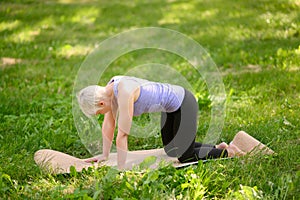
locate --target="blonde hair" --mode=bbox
[76,85,108,117]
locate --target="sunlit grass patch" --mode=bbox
[56,44,92,58]
[0,20,21,32]
[1,57,23,68]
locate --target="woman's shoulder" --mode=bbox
[107,75,125,84]
[108,75,150,85]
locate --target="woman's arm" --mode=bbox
[102,111,116,159]
[116,81,137,169]
[84,111,115,163]
[116,128,128,169]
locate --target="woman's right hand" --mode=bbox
[83,155,108,163]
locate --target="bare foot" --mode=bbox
[215,142,228,149]
[226,143,246,157]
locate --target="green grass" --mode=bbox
[1,0,300,199]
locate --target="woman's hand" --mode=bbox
[83,155,108,163]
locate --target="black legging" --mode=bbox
[161,89,228,163]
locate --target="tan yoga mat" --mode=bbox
[231,131,274,155]
[34,131,274,174]
[34,148,183,174]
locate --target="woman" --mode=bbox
[77,76,244,169]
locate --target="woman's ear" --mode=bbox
[98,101,105,106]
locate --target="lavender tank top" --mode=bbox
[108,76,185,116]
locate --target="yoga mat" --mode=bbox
[231,131,274,155]
[34,148,183,174]
[34,131,274,174]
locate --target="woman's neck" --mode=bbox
[105,83,114,100]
